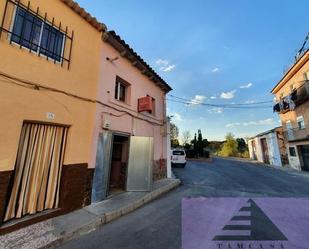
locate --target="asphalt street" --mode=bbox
[59,157,309,249]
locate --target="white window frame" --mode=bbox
[115,81,127,102]
[9,6,65,64]
[297,116,305,130]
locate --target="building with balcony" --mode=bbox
[271,50,309,171]
[248,127,288,167]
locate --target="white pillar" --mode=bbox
[166,117,172,178]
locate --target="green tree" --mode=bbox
[191,129,209,157]
[191,133,198,154]
[236,138,247,153]
[219,133,238,157]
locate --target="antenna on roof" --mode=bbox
[295,32,309,61]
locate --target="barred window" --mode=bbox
[11,7,65,62]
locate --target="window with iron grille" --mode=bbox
[0,0,73,69]
[11,7,65,62]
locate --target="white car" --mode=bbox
[171,149,187,167]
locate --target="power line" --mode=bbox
[0,71,164,126]
[166,99,272,109]
[167,94,273,109]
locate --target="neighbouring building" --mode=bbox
[0,0,172,235]
[90,31,172,202]
[0,0,105,233]
[248,127,288,167]
[272,50,309,171]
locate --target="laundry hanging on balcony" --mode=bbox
[273,94,296,113]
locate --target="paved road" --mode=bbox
[59,157,309,249]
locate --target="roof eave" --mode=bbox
[103,31,172,93]
[60,0,107,32]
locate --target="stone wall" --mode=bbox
[153,159,167,181]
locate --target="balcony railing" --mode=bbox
[285,125,309,142]
[273,81,309,113]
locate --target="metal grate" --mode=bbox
[0,0,74,69]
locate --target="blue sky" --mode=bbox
[76,0,308,141]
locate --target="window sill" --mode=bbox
[9,41,63,65]
[141,111,157,118]
[113,99,131,107]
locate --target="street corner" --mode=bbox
[181,197,309,249]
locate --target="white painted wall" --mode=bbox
[248,131,282,167]
[166,118,172,178]
[267,133,282,167]
[287,144,302,170]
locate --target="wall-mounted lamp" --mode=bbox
[106,56,119,62]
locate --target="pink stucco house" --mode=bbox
[91,31,172,201]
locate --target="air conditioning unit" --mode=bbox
[138,96,153,112]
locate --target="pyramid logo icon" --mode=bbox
[213,199,288,241]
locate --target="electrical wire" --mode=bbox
[167,95,273,109]
[0,71,165,126]
[166,98,272,109]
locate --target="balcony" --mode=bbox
[285,126,309,142]
[273,81,309,113]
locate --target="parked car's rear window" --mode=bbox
[173,151,185,155]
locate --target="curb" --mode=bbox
[43,179,181,249]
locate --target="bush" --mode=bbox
[203,150,210,158]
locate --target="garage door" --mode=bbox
[127,136,153,191]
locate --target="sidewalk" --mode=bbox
[0,178,181,249]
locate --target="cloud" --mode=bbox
[212,67,220,73]
[225,118,275,128]
[226,122,241,128]
[208,107,223,114]
[155,59,169,67]
[163,65,176,72]
[155,59,176,72]
[243,118,275,126]
[240,83,253,89]
[170,112,183,122]
[189,95,207,105]
[220,90,236,99]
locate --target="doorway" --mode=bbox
[4,122,67,222]
[108,135,129,196]
[300,145,309,171]
[251,140,257,160]
[260,138,270,164]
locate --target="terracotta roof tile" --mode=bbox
[60,0,106,32]
[105,31,172,93]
